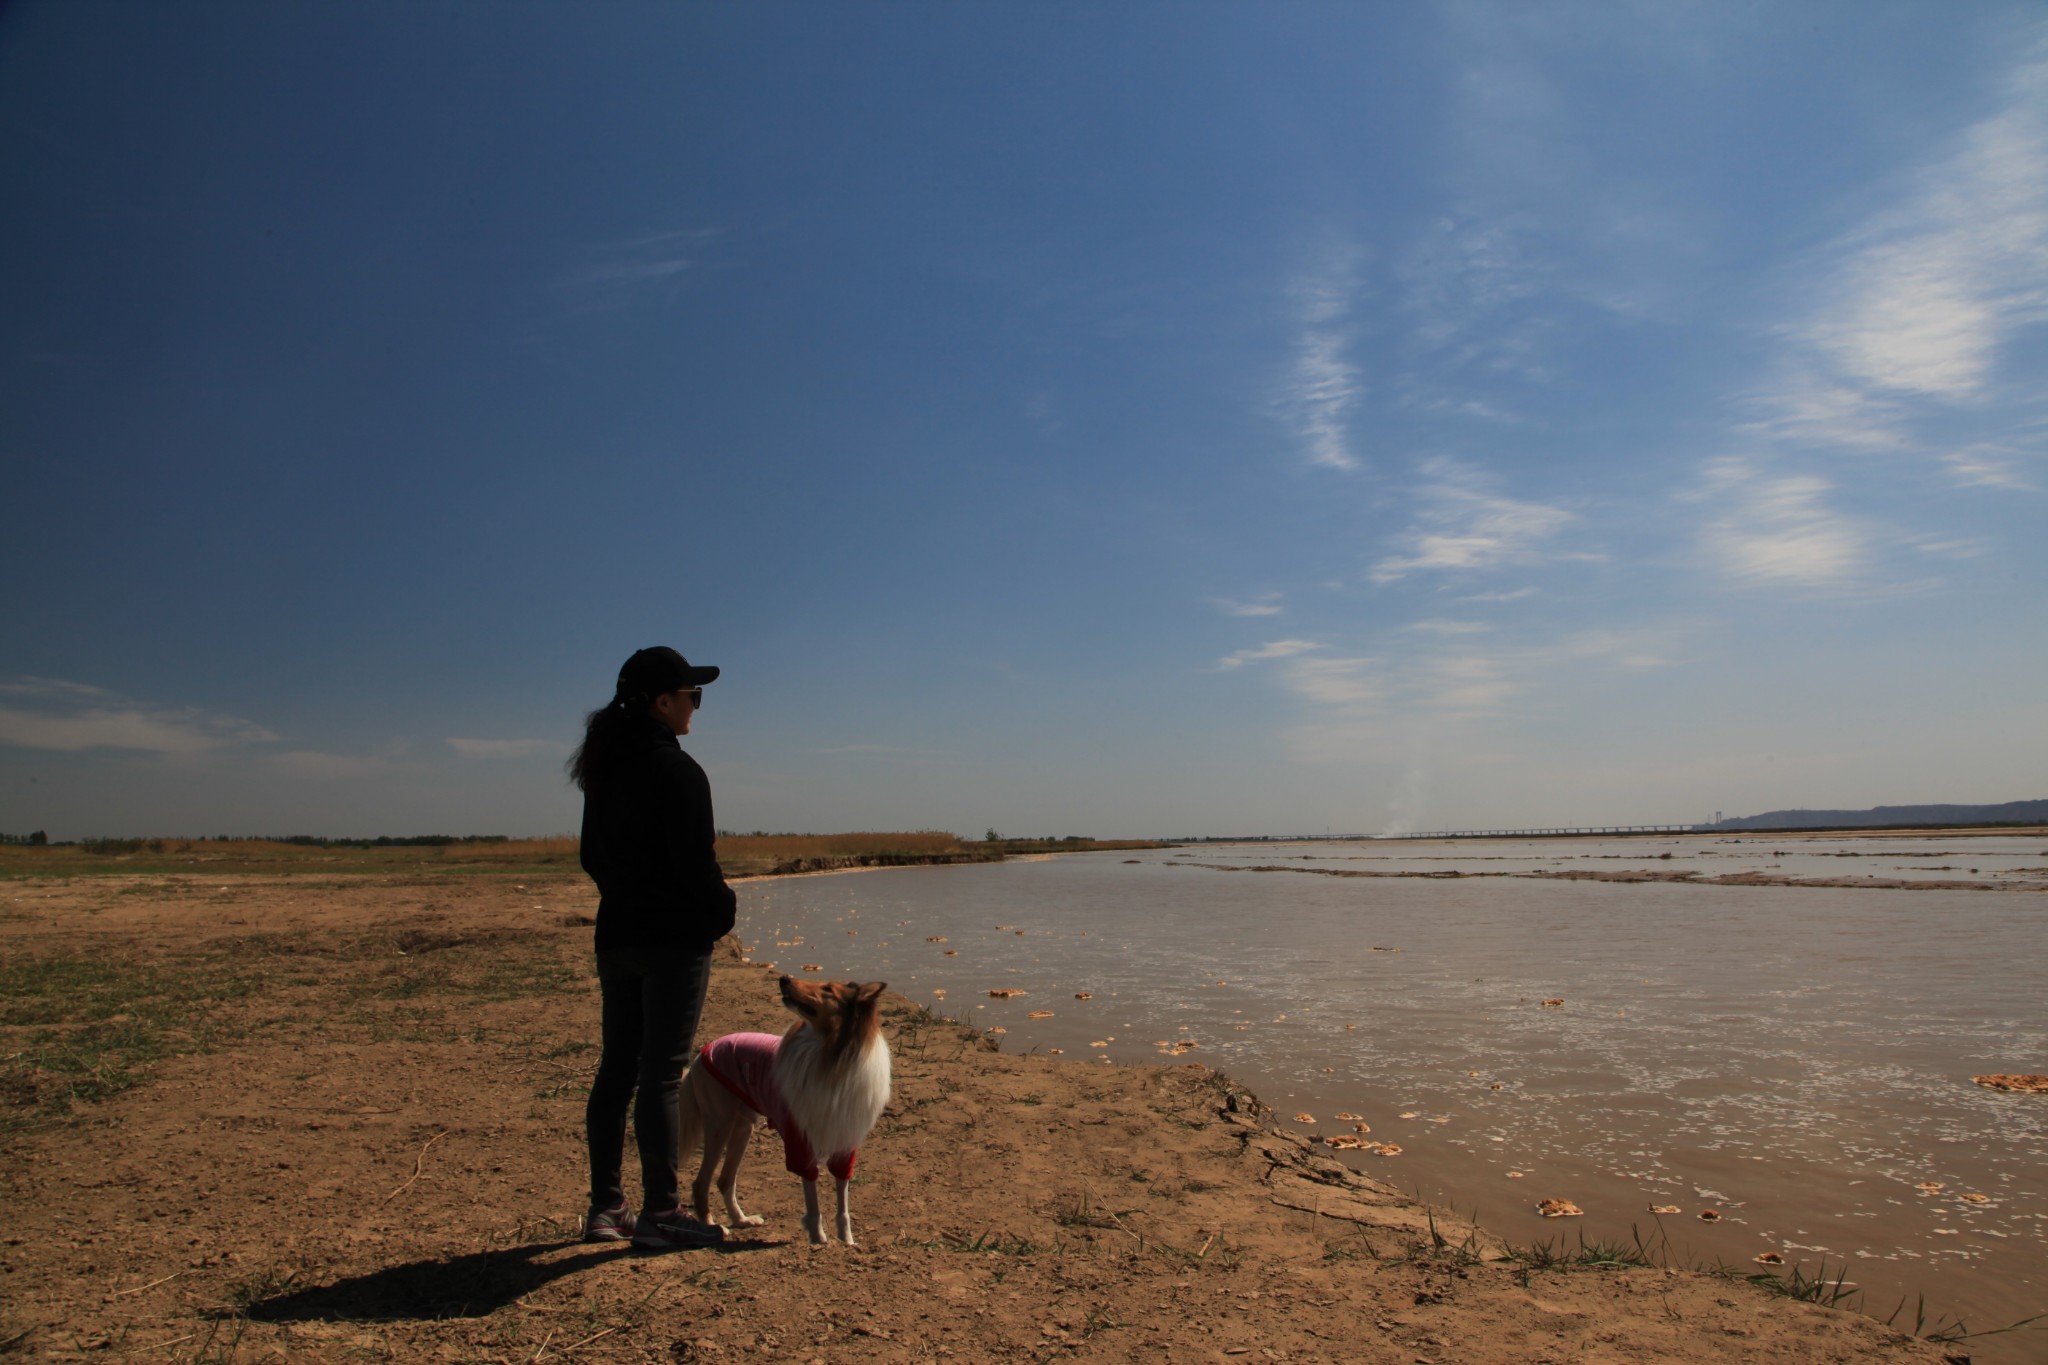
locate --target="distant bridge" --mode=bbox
[1375,824,1702,840]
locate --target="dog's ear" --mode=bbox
[857,981,886,1003]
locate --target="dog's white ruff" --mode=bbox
[772,1027,890,1169]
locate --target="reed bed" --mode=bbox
[715,830,966,862]
[0,832,970,880]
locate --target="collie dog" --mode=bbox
[680,975,891,1245]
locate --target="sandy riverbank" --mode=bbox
[0,870,1951,1362]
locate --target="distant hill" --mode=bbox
[1710,799,2048,831]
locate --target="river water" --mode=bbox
[733,835,2048,1358]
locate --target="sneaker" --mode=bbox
[583,1202,635,1243]
[631,1207,725,1250]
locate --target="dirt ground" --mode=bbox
[0,868,1956,1364]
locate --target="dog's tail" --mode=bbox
[676,1057,705,1159]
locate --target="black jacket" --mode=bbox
[578,713,737,951]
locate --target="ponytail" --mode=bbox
[567,692,645,792]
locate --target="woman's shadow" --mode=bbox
[241,1240,767,1322]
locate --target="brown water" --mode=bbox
[736,835,2048,1359]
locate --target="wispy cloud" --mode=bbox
[446,738,562,759]
[1906,534,1989,560]
[1398,214,1547,360]
[1691,458,1871,589]
[1215,639,1320,671]
[1281,656,1381,708]
[1210,594,1284,617]
[1369,459,1578,584]
[1267,625,1683,764]
[1751,46,2048,472]
[1743,373,1906,452]
[0,678,278,755]
[1942,443,2040,490]
[560,229,720,306]
[1422,654,1519,711]
[1406,618,1491,635]
[1272,243,1367,471]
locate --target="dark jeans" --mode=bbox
[585,945,713,1212]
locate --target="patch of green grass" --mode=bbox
[1750,1255,1859,1308]
[943,1229,1041,1256]
[0,950,266,1133]
[172,1314,249,1365]
[1910,1305,2048,1350]
[1052,1192,1121,1229]
[1515,1224,1663,1271]
[465,950,579,1001]
[224,1266,304,1312]
[337,930,578,1008]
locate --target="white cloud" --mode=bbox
[1211,594,1284,617]
[446,738,562,759]
[1942,444,2040,490]
[1742,372,1907,452]
[1422,654,1520,712]
[1370,459,1578,583]
[1907,535,1989,559]
[1407,618,1491,635]
[1269,626,1687,753]
[1215,639,1320,671]
[1272,244,1367,471]
[561,229,720,306]
[0,678,278,755]
[1753,47,2048,460]
[0,677,111,703]
[1282,656,1382,708]
[1693,458,1870,589]
[1458,586,1538,603]
[1398,214,1546,356]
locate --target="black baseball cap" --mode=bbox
[616,646,720,698]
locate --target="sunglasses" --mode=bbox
[678,687,703,708]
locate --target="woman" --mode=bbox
[569,646,737,1250]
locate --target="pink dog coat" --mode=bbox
[696,1032,857,1181]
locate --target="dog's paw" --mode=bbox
[731,1214,765,1228]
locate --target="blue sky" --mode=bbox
[3,2,2043,840]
